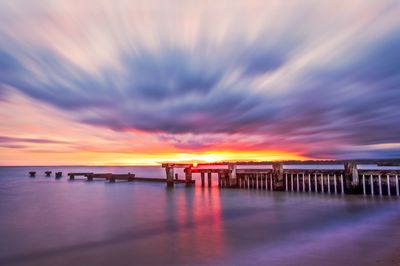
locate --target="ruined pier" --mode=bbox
[162,162,400,197]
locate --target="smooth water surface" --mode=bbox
[0,166,399,266]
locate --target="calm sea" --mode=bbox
[0,166,399,266]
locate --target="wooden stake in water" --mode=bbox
[303,174,306,192]
[387,175,391,197]
[308,174,311,192]
[291,174,294,192]
[315,174,318,192]
[285,173,288,192]
[378,175,382,196]
[362,175,366,196]
[327,174,331,194]
[396,175,399,197]
[321,174,324,193]
[334,174,337,194]
[296,174,299,192]
[370,175,374,196]
[270,174,273,191]
[340,174,344,195]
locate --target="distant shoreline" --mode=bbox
[1,159,400,167]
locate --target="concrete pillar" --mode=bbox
[272,163,284,190]
[344,161,359,192]
[165,165,174,188]
[228,164,238,187]
[201,172,205,187]
[184,167,193,186]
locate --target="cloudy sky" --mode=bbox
[0,0,399,165]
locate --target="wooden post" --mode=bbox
[208,172,212,187]
[285,173,288,191]
[270,173,273,191]
[387,175,391,197]
[201,172,205,187]
[396,175,399,197]
[370,175,374,196]
[302,173,306,192]
[334,174,337,194]
[362,175,366,195]
[315,174,318,192]
[218,173,221,188]
[327,174,331,194]
[45,171,52,177]
[340,174,344,194]
[308,174,311,192]
[321,174,324,193]
[291,174,294,192]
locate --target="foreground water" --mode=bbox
[0,166,399,266]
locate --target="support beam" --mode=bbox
[378,175,382,196]
[208,172,212,187]
[201,172,205,187]
[387,175,391,197]
[396,175,399,197]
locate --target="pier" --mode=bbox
[162,161,400,197]
[28,161,399,197]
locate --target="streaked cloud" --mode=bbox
[0,0,400,164]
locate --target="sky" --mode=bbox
[0,0,400,165]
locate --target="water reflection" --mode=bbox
[0,166,399,265]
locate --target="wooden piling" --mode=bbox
[29,171,36,177]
